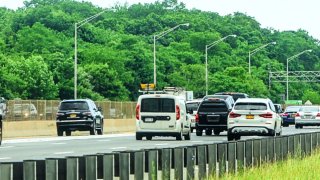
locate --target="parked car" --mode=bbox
[295,106,320,129]
[214,92,249,102]
[195,97,233,136]
[227,98,282,141]
[135,94,191,141]
[281,106,301,127]
[12,103,38,119]
[186,99,202,132]
[56,99,104,136]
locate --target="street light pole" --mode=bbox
[74,9,108,99]
[248,41,276,74]
[286,49,312,101]
[153,23,189,86]
[205,34,237,95]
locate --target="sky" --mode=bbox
[1,0,319,40]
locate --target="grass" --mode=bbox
[216,148,320,180]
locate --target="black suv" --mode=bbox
[214,92,249,102]
[56,99,104,136]
[195,98,232,136]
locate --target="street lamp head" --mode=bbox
[230,34,237,37]
[271,41,277,45]
[306,49,312,52]
[182,23,189,27]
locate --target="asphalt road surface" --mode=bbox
[1,126,320,162]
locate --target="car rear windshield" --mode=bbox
[186,102,199,111]
[234,103,267,110]
[59,101,89,110]
[300,106,319,112]
[285,106,301,112]
[141,98,175,113]
[198,102,228,112]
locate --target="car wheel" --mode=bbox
[176,131,183,141]
[146,136,152,140]
[97,120,104,135]
[300,125,303,129]
[205,129,212,136]
[190,128,194,133]
[227,133,234,141]
[213,129,221,136]
[66,130,71,136]
[136,133,142,140]
[90,122,96,135]
[235,135,241,141]
[57,128,63,136]
[196,129,202,136]
[184,131,191,140]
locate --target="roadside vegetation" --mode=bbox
[218,149,320,180]
[0,0,319,101]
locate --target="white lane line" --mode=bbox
[54,151,74,155]
[52,143,66,145]
[191,141,203,143]
[110,147,127,150]
[0,146,14,149]
[0,157,12,160]
[97,139,110,142]
[154,143,169,146]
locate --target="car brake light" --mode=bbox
[295,113,300,117]
[281,113,288,117]
[135,104,140,120]
[259,112,273,118]
[195,113,199,122]
[229,112,241,118]
[176,105,180,120]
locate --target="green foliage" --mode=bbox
[0,0,319,101]
[302,90,320,104]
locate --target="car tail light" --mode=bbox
[176,105,180,120]
[229,112,241,118]
[281,113,288,117]
[317,113,320,117]
[135,104,140,120]
[295,113,300,117]
[195,113,199,122]
[259,112,273,118]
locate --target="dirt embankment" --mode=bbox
[2,119,135,139]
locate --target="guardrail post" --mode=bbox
[227,142,236,174]
[293,134,301,157]
[161,148,171,180]
[245,140,253,168]
[119,152,130,180]
[78,156,85,180]
[97,154,104,180]
[174,147,183,180]
[288,135,294,157]
[85,155,97,180]
[217,143,227,177]
[57,158,66,180]
[311,133,317,151]
[66,157,78,180]
[103,153,114,180]
[197,145,206,179]
[23,160,36,180]
[207,144,217,177]
[282,136,289,160]
[305,133,312,156]
[275,137,282,161]
[301,134,306,157]
[261,139,267,164]
[134,151,144,180]
[36,160,45,180]
[45,158,58,180]
[236,140,245,172]
[148,149,158,180]
[253,139,261,167]
[186,146,196,180]
[267,138,275,162]
[317,132,320,148]
[0,163,13,180]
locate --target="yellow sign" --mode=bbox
[140,83,155,90]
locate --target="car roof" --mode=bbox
[215,92,248,95]
[205,95,232,99]
[139,94,181,99]
[235,98,270,103]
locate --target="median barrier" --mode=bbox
[2,132,320,179]
[2,119,135,139]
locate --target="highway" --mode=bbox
[1,126,320,162]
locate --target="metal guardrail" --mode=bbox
[0,132,319,179]
[4,100,136,121]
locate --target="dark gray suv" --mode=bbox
[56,99,104,136]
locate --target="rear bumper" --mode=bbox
[56,120,94,131]
[196,123,227,130]
[136,131,180,137]
[295,119,320,126]
[282,117,295,124]
[228,126,275,136]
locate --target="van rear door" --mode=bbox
[139,97,176,130]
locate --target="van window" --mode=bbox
[234,103,267,110]
[198,102,228,112]
[141,98,175,113]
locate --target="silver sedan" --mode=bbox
[295,106,320,129]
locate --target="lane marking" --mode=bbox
[110,147,127,150]
[97,139,110,142]
[191,141,203,143]
[0,146,14,149]
[0,157,12,160]
[54,151,74,155]
[154,143,169,146]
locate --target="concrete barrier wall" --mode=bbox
[2,119,136,139]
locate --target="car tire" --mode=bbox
[57,128,63,136]
[283,123,289,127]
[196,129,202,136]
[227,133,234,141]
[191,128,194,133]
[146,136,152,140]
[184,131,191,140]
[205,129,212,136]
[176,131,183,141]
[97,120,104,135]
[66,130,71,136]
[136,133,142,140]
[90,122,96,135]
[213,129,221,136]
[235,135,241,141]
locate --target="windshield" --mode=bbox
[59,101,89,110]
[300,106,319,112]
[198,102,228,112]
[285,106,301,112]
[234,103,267,110]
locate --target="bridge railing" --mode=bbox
[0,132,319,179]
[4,100,136,121]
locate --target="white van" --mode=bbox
[135,94,191,140]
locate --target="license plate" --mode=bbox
[70,114,76,118]
[145,118,153,122]
[246,115,254,119]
